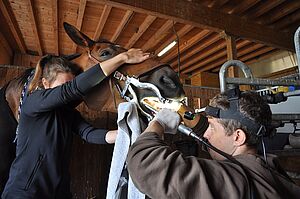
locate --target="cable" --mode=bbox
[178,126,255,199]
[172,21,181,77]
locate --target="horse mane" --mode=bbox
[17,68,35,86]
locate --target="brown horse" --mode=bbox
[63,22,185,114]
[0,22,186,194]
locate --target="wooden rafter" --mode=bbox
[208,0,230,9]
[102,0,294,51]
[0,0,26,53]
[246,0,285,19]
[93,5,112,41]
[72,0,87,52]
[52,0,59,55]
[111,10,133,42]
[210,47,276,73]
[27,0,43,55]
[125,15,156,49]
[0,30,13,57]
[141,19,174,51]
[155,24,193,55]
[183,40,254,74]
[228,0,260,15]
[161,29,211,63]
[205,43,266,73]
[258,1,300,26]
[240,46,274,61]
[171,33,221,69]
[245,49,278,66]
[173,37,226,72]
[273,11,300,30]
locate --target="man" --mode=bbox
[127,89,300,199]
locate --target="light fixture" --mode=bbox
[157,40,177,57]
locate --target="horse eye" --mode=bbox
[99,50,112,58]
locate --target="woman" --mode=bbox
[2,49,150,199]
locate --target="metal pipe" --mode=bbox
[219,60,253,93]
[294,26,300,76]
[283,89,300,97]
[272,114,300,121]
[225,77,300,86]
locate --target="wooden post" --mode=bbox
[223,32,238,78]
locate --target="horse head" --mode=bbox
[63,22,186,117]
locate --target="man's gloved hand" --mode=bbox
[151,108,181,134]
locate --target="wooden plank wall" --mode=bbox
[13,53,41,67]
[183,84,220,109]
[0,32,12,65]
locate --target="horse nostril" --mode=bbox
[161,76,176,89]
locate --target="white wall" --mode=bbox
[248,50,297,77]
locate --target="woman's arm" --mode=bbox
[24,49,149,114]
[100,48,150,76]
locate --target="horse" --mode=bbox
[0,22,187,195]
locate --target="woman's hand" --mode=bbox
[99,48,150,76]
[105,130,118,144]
[123,48,150,64]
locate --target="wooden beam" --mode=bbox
[245,49,278,66]
[173,36,226,72]
[246,0,285,19]
[111,10,133,42]
[0,0,26,53]
[93,5,112,41]
[208,0,229,9]
[125,15,156,49]
[52,0,59,55]
[72,0,87,52]
[272,11,300,30]
[205,43,266,73]
[224,33,237,60]
[239,46,275,61]
[142,19,174,51]
[224,32,238,77]
[211,47,277,73]
[228,0,260,15]
[0,30,13,57]
[171,33,221,67]
[101,0,294,51]
[190,57,226,77]
[155,24,193,55]
[161,29,211,63]
[27,0,43,55]
[183,40,253,73]
[258,1,300,26]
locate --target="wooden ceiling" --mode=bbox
[0,0,299,77]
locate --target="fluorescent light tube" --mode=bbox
[157,40,177,57]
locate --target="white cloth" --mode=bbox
[106,102,145,199]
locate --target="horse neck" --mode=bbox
[71,52,118,111]
[6,79,23,121]
[72,52,95,71]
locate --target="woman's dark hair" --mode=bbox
[28,55,82,93]
[209,91,273,146]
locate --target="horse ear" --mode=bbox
[63,22,94,48]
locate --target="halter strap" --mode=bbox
[14,69,35,143]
